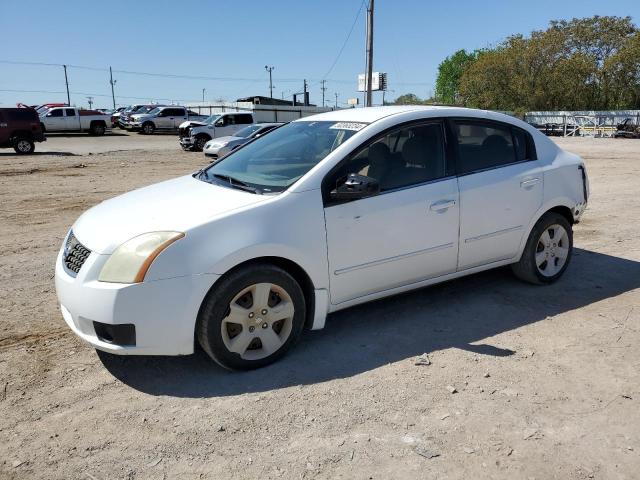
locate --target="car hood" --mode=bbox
[179,120,207,129]
[131,113,152,121]
[209,135,242,146]
[72,174,267,254]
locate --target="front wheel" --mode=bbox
[141,122,155,135]
[197,264,306,370]
[194,135,209,151]
[512,212,573,285]
[13,138,35,154]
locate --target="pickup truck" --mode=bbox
[40,107,110,135]
[178,111,255,151]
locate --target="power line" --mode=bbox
[320,0,366,81]
[0,59,430,86]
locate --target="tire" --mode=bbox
[511,212,573,285]
[141,122,155,135]
[13,138,35,154]
[90,123,106,136]
[194,135,209,152]
[197,263,306,370]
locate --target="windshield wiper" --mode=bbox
[212,173,261,194]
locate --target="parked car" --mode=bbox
[128,106,206,135]
[614,118,640,139]
[55,106,589,370]
[203,122,284,160]
[0,107,46,154]
[179,111,255,151]
[40,107,110,135]
[109,107,127,127]
[118,104,161,129]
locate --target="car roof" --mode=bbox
[295,105,508,124]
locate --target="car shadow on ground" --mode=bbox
[44,132,129,137]
[98,248,640,398]
[0,151,77,157]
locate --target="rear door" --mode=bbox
[65,109,79,130]
[453,119,543,270]
[229,113,253,135]
[0,111,7,144]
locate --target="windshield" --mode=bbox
[145,107,161,116]
[205,114,221,125]
[234,125,262,138]
[199,120,365,194]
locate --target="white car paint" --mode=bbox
[55,106,588,356]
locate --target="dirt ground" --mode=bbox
[1,131,639,480]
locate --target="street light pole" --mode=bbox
[265,66,274,99]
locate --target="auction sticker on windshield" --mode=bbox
[329,122,367,131]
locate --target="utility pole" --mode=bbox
[63,65,71,106]
[86,96,94,110]
[109,66,117,109]
[334,92,339,108]
[202,88,206,102]
[364,0,375,107]
[265,66,274,98]
[321,79,327,107]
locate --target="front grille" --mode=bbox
[64,232,91,276]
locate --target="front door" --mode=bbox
[452,120,543,270]
[45,108,66,131]
[323,121,460,305]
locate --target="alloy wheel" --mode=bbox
[16,140,32,153]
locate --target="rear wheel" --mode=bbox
[197,264,306,370]
[512,212,573,284]
[13,138,34,154]
[90,123,106,136]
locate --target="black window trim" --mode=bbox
[322,118,455,207]
[447,117,538,178]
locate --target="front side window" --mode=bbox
[199,121,362,193]
[48,109,63,117]
[330,122,448,193]
[454,121,521,174]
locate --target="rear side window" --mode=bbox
[65,109,76,116]
[6,109,36,121]
[236,114,253,125]
[454,121,517,174]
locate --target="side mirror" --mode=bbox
[330,173,379,201]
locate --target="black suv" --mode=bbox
[0,108,46,154]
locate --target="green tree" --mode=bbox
[435,49,478,104]
[456,16,640,111]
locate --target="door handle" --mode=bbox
[520,177,540,188]
[429,199,456,212]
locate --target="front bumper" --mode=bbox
[179,137,196,149]
[54,242,219,355]
[126,122,141,131]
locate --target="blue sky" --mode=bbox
[1,0,638,108]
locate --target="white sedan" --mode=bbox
[55,106,589,370]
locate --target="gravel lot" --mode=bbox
[1,131,639,479]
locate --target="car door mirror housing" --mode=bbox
[330,173,380,201]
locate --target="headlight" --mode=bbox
[98,231,184,283]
